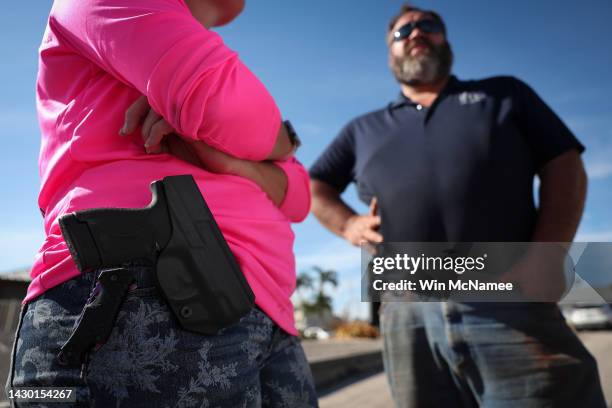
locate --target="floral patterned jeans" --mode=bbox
[6,264,318,407]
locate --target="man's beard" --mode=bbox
[390,39,453,86]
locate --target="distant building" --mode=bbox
[1,268,29,404]
[0,267,30,334]
[293,301,334,331]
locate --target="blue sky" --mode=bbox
[1,1,611,318]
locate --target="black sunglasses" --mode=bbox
[392,19,444,42]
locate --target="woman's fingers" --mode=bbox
[120,95,149,136]
[145,118,174,154]
[141,109,161,142]
[120,94,177,154]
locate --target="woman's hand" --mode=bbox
[120,95,173,154]
[119,95,242,172]
[120,95,288,205]
[121,95,296,161]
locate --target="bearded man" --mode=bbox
[309,3,606,407]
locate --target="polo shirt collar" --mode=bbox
[389,75,459,110]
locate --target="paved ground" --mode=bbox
[580,331,612,406]
[320,372,392,408]
[319,330,612,408]
[302,338,383,363]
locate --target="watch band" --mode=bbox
[283,120,302,150]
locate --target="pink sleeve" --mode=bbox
[50,0,279,160]
[274,158,311,222]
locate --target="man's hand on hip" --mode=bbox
[343,197,383,246]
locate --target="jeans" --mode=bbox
[5,264,318,407]
[380,301,606,408]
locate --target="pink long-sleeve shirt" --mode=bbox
[27,0,310,335]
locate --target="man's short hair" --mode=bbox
[387,3,447,35]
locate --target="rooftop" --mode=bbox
[0,267,30,282]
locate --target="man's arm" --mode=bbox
[532,149,587,243]
[502,149,587,301]
[310,179,382,246]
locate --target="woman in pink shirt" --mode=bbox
[6,0,318,406]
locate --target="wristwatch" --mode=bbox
[283,120,302,150]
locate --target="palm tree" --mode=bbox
[295,271,314,304]
[310,267,338,317]
[295,266,339,318]
[296,272,314,292]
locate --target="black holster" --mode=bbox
[58,175,255,339]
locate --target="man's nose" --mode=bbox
[408,26,426,41]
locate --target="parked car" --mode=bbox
[563,303,612,330]
[303,326,331,340]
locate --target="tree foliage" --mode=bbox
[296,266,338,317]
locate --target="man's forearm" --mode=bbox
[532,150,587,243]
[310,179,356,238]
[503,151,586,301]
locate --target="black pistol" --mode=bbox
[59,175,255,335]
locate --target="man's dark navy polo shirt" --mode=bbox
[309,76,584,242]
